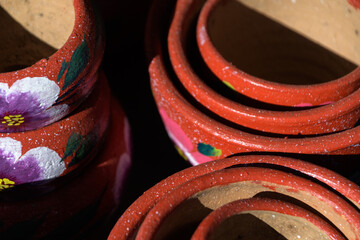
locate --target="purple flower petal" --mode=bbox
[0,149,42,184]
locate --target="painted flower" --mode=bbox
[0,77,68,132]
[159,109,222,165]
[0,137,65,190]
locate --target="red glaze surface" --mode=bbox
[145,0,360,160]
[196,0,360,107]
[348,0,360,9]
[108,155,360,239]
[191,198,345,240]
[150,52,360,163]
[0,71,110,187]
[0,0,105,132]
[0,96,131,239]
[136,167,360,239]
[166,0,360,135]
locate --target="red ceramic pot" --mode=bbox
[0,0,105,132]
[151,55,360,163]
[0,70,110,188]
[166,0,360,135]
[0,96,132,239]
[108,155,360,239]
[196,0,360,107]
[136,168,360,239]
[145,0,360,164]
[191,198,345,240]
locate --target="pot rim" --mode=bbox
[107,155,360,239]
[136,166,360,239]
[167,0,360,135]
[0,0,99,82]
[191,197,346,240]
[195,0,360,107]
[150,53,360,154]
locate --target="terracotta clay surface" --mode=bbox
[136,167,359,239]
[166,0,360,135]
[192,198,344,240]
[108,155,360,240]
[0,96,132,239]
[0,0,105,132]
[0,71,110,188]
[144,0,360,165]
[196,0,360,106]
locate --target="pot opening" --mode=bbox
[210,211,331,240]
[207,0,359,84]
[0,0,75,72]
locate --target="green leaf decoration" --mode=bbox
[197,143,222,157]
[61,132,82,162]
[56,60,69,82]
[62,37,90,90]
[223,81,235,90]
[68,131,98,167]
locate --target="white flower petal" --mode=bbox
[0,83,9,93]
[9,77,60,109]
[0,137,22,161]
[39,104,70,127]
[47,104,69,121]
[20,147,65,179]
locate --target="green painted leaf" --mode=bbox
[56,60,69,82]
[197,143,222,157]
[223,81,235,90]
[62,37,90,90]
[68,131,97,167]
[61,132,82,162]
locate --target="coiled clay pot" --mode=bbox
[108,155,360,240]
[196,0,360,107]
[145,0,360,169]
[166,0,360,135]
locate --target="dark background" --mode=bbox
[94,0,191,236]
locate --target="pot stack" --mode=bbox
[109,155,360,239]
[0,0,131,238]
[147,0,360,178]
[107,0,360,238]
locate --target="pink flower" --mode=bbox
[159,109,213,165]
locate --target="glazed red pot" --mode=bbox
[0,0,105,132]
[191,198,345,240]
[151,55,360,163]
[0,96,132,239]
[196,0,360,107]
[0,70,110,189]
[136,168,360,239]
[166,0,360,135]
[108,155,360,239]
[145,0,360,165]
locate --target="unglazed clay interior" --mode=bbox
[207,0,359,84]
[210,211,331,240]
[0,0,75,72]
[153,181,355,240]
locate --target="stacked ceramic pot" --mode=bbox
[146,0,360,175]
[0,0,131,238]
[109,155,360,239]
[107,0,360,238]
